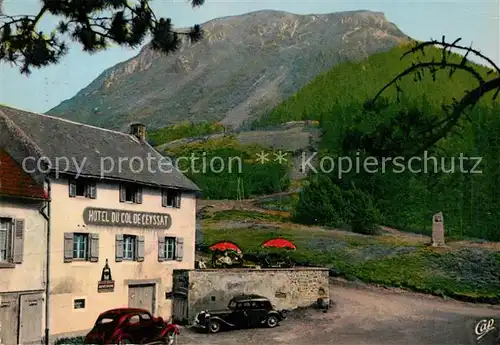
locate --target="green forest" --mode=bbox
[159,43,500,241]
[147,120,225,146]
[163,136,290,199]
[258,44,500,241]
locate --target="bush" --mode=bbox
[54,336,85,345]
[293,174,347,226]
[344,188,381,235]
[294,175,381,234]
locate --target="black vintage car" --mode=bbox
[193,294,287,333]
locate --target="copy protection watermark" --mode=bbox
[300,151,483,178]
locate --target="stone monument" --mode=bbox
[431,212,445,246]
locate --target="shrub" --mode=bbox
[344,188,381,235]
[54,336,85,345]
[294,175,381,234]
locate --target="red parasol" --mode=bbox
[262,238,296,250]
[209,241,242,254]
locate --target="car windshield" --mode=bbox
[228,300,237,308]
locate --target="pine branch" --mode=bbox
[361,38,500,158]
[0,0,205,74]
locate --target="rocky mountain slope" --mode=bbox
[47,9,409,131]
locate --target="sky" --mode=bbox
[0,0,498,113]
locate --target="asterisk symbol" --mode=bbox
[255,151,269,164]
[274,150,288,164]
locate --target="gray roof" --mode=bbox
[0,105,199,191]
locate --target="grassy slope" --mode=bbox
[200,209,500,303]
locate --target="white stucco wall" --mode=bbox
[0,199,47,292]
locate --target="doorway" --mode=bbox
[128,284,155,314]
[172,293,188,324]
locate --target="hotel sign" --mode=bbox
[83,207,172,229]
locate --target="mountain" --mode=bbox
[47,9,409,131]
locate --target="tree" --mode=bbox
[0,0,204,74]
[344,37,500,157]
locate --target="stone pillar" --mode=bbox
[431,212,445,246]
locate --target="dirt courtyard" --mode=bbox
[177,282,500,345]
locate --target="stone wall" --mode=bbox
[174,267,329,322]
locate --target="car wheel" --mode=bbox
[266,315,279,328]
[165,330,176,345]
[118,337,132,344]
[209,320,221,333]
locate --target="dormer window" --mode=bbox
[119,183,142,204]
[162,189,181,208]
[69,178,96,199]
[125,185,136,202]
[75,179,86,196]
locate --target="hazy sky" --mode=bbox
[1,1,498,113]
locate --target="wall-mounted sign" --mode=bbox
[98,281,114,293]
[98,259,115,293]
[83,207,171,229]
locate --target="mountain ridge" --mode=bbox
[47,9,409,131]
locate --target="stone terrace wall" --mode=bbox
[178,267,329,322]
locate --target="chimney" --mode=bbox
[130,123,146,141]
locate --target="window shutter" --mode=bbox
[115,234,124,262]
[136,236,145,262]
[64,233,74,263]
[175,237,184,261]
[135,187,143,204]
[119,184,126,202]
[69,180,76,197]
[88,181,97,199]
[161,189,167,207]
[89,233,99,262]
[158,236,165,262]
[13,219,25,264]
[175,192,182,208]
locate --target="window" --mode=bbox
[129,315,140,324]
[140,313,151,320]
[162,189,181,208]
[75,180,86,196]
[116,235,144,262]
[64,232,99,263]
[158,237,183,262]
[73,233,89,260]
[120,183,142,204]
[0,218,11,262]
[96,317,115,325]
[164,237,176,260]
[125,185,136,202]
[69,179,96,199]
[0,218,24,265]
[74,298,85,309]
[123,235,136,260]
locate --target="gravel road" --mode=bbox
[177,282,500,345]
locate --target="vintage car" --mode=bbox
[83,308,180,345]
[193,294,287,333]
